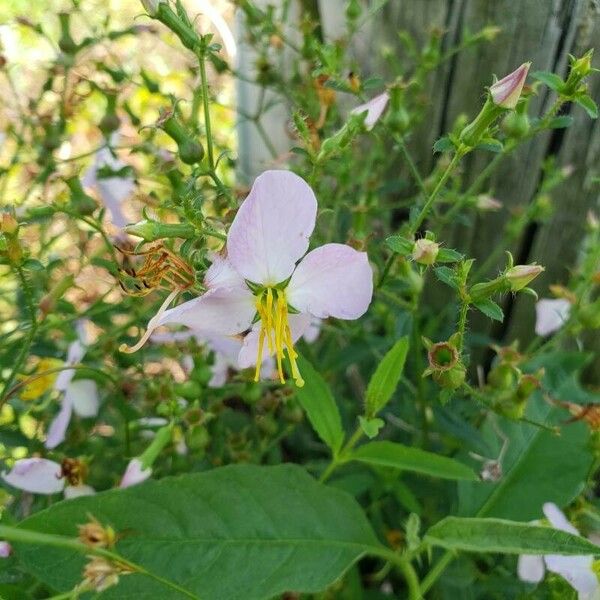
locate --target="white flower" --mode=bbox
[45,322,99,449]
[1,458,95,498]
[517,503,599,598]
[83,134,135,228]
[535,298,571,337]
[351,92,390,130]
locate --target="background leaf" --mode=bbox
[426,516,600,555]
[351,441,478,481]
[295,356,344,455]
[365,337,409,417]
[15,464,382,600]
[458,394,592,520]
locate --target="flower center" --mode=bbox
[254,287,304,387]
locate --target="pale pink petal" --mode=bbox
[54,367,76,393]
[158,287,255,336]
[151,330,197,344]
[66,379,99,418]
[351,92,390,130]
[209,352,231,388]
[204,254,245,289]
[204,334,244,362]
[120,458,152,488]
[64,484,96,499]
[535,299,571,336]
[227,170,317,285]
[0,542,11,558]
[2,458,64,494]
[302,318,322,344]
[543,502,580,535]
[45,398,74,449]
[518,554,545,583]
[287,243,373,319]
[490,63,530,109]
[238,313,312,369]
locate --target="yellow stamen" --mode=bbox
[253,288,304,387]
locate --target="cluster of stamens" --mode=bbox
[254,287,304,387]
[116,243,194,296]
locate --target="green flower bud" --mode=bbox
[412,238,439,265]
[158,111,205,165]
[502,111,530,138]
[124,219,195,242]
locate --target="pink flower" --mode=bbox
[490,63,530,109]
[124,170,373,387]
[119,458,152,488]
[517,503,598,598]
[46,322,99,449]
[1,458,95,498]
[351,92,390,130]
[535,298,571,337]
[0,542,11,558]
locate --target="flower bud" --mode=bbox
[476,194,502,211]
[505,263,544,291]
[490,63,530,109]
[157,111,204,165]
[124,219,195,242]
[412,238,439,265]
[570,50,594,82]
[140,0,163,16]
[1,213,18,235]
[502,110,530,138]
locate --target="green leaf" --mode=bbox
[358,416,385,439]
[385,235,413,256]
[351,441,478,481]
[548,115,574,129]
[436,248,463,263]
[433,136,454,153]
[295,355,344,455]
[434,266,459,289]
[365,337,410,417]
[426,516,600,555]
[574,94,598,119]
[473,299,504,322]
[532,71,565,91]
[458,393,592,520]
[15,465,382,600]
[477,138,504,153]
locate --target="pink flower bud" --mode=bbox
[490,63,530,109]
[505,263,544,291]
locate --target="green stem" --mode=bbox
[394,133,427,196]
[319,427,364,483]
[371,548,422,600]
[420,550,455,595]
[410,150,465,235]
[1,266,39,404]
[0,525,200,599]
[198,50,214,171]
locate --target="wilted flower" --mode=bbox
[46,322,100,449]
[83,135,135,228]
[351,92,390,130]
[535,298,571,336]
[78,517,116,549]
[1,458,95,497]
[490,63,530,109]
[518,502,599,598]
[82,556,129,592]
[123,170,373,387]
